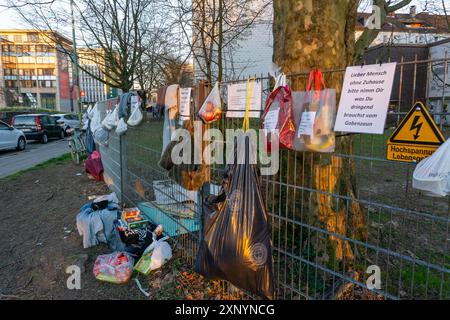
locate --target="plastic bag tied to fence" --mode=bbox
[116,118,128,135]
[261,83,296,152]
[198,82,222,124]
[293,69,336,153]
[90,103,102,135]
[413,138,450,197]
[195,79,274,299]
[127,100,144,127]
[102,105,119,130]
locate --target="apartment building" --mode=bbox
[78,48,119,104]
[0,30,75,111]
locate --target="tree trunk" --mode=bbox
[273,0,366,263]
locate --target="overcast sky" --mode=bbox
[0,0,448,30]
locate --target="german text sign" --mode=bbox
[179,88,192,122]
[334,63,397,134]
[227,81,262,118]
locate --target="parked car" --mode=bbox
[51,114,80,135]
[11,114,64,144]
[0,120,26,151]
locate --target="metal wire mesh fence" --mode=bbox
[101,57,450,300]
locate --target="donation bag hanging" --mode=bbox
[195,79,274,299]
[261,79,296,152]
[293,69,336,153]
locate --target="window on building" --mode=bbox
[13,35,22,42]
[27,33,39,43]
[21,80,36,88]
[5,80,16,88]
[39,80,56,88]
[41,93,56,109]
[37,68,55,76]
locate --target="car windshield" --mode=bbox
[14,116,36,125]
[53,116,62,121]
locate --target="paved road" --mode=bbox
[0,139,70,178]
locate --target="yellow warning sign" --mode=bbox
[387,102,446,163]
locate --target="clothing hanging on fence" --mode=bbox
[118,92,134,119]
[159,119,210,191]
[162,85,179,155]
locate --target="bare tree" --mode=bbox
[355,0,414,60]
[8,0,166,93]
[134,19,192,92]
[168,0,271,83]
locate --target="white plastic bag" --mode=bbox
[82,113,89,131]
[127,102,143,127]
[413,139,450,197]
[102,105,119,130]
[273,73,287,90]
[94,127,109,146]
[134,235,172,274]
[116,118,128,135]
[101,110,112,129]
[90,104,102,134]
[198,82,222,124]
[87,105,94,119]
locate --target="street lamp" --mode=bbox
[71,0,82,121]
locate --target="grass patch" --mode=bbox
[2,153,72,182]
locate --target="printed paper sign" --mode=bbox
[263,109,279,133]
[334,63,397,134]
[227,81,262,118]
[297,111,316,138]
[131,95,139,105]
[179,88,192,123]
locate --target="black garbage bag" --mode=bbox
[195,135,274,299]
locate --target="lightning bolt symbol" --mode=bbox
[410,115,423,140]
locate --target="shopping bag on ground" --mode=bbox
[93,252,134,284]
[293,69,336,153]
[198,82,222,124]
[134,235,172,275]
[85,150,103,181]
[413,139,450,197]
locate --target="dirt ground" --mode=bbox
[0,160,227,300]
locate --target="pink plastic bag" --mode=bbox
[93,252,134,284]
[85,150,104,181]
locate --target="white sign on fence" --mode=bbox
[227,81,262,118]
[179,88,192,123]
[334,62,397,134]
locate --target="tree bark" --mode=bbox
[273,0,365,263]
